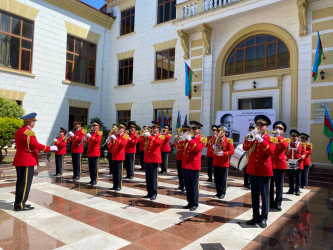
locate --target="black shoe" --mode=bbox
[150,195,156,200]
[276,205,282,211]
[115,187,121,191]
[295,191,300,196]
[270,204,275,209]
[143,194,151,198]
[129,176,134,179]
[218,195,225,199]
[207,178,213,182]
[181,187,186,192]
[301,186,304,189]
[246,219,258,225]
[25,204,32,207]
[183,204,191,209]
[124,176,130,179]
[213,194,219,198]
[88,180,93,185]
[14,206,34,211]
[248,185,251,189]
[110,187,117,190]
[91,181,97,186]
[286,190,294,194]
[259,220,267,228]
[74,176,80,181]
[189,206,198,211]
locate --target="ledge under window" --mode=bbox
[114,84,135,88]
[0,66,36,78]
[153,20,174,28]
[151,78,177,84]
[117,31,136,40]
[62,80,99,89]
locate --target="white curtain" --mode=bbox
[0,15,11,67]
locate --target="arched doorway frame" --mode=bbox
[214,23,299,128]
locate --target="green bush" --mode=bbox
[0,117,23,163]
[0,97,24,118]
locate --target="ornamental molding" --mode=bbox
[105,0,136,11]
[296,0,308,36]
[198,23,212,55]
[177,30,190,59]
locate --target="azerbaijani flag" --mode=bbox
[312,31,323,81]
[183,114,188,126]
[165,114,169,125]
[324,106,333,164]
[158,111,161,124]
[160,112,165,132]
[185,62,193,100]
[176,111,180,129]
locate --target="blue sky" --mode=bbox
[80,0,106,9]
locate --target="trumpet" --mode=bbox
[62,128,76,143]
[174,128,183,143]
[246,127,260,142]
[214,130,225,154]
[79,127,94,146]
[102,125,118,147]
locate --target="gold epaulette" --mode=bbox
[168,133,172,137]
[301,143,306,148]
[283,138,291,144]
[97,131,103,136]
[200,136,207,145]
[270,137,278,144]
[24,129,35,137]
[227,138,233,144]
[307,143,312,149]
[159,135,166,140]
[82,129,87,135]
[123,134,129,139]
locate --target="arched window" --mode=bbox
[225,34,290,76]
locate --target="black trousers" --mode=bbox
[183,169,199,207]
[55,155,65,175]
[243,166,250,186]
[176,160,185,189]
[288,169,301,192]
[107,153,113,174]
[250,175,270,221]
[145,163,158,196]
[207,157,213,180]
[214,166,228,196]
[15,166,34,209]
[139,151,145,170]
[88,157,99,182]
[301,165,310,187]
[125,153,135,177]
[160,152,169,173]
[72,153,81,177]
[269,169,285,207]
[112,160,123,189]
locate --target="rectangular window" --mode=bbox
[154,108,172,129]
[155,48,175,80]
[121,7,135,36]
[238,97,272,110]
[118,57,133,85]
[117,110,131,123]
[66,35,97,86]
[157,0,176,24]
[0,11,34,72]
[68,107,88,130]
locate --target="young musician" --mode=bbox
[160,125,172,174]
[300,133,312,189]
[125,121,139,179]
[206,125,218,182]
[53,127,68,176]
[138,126,149,170]
[106,124,117,176]
[243,123,255,189]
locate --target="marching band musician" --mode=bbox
[124,121,139,179]
[287,130,306,196]
[182,121,205,211]
[138,126,149,170]
[68,120,87,181]
[206,125,218,182]
[106,124,117,176]
[160,125,171,175]
[243,115,275,228]
[173,125,190,191]
[110,123,129,191]
[85,120,103,185]
[53,127,68,176]
[243,123,255,189]
[143,121,164,200]
[270,121,289,211]
[300,133,312,189]
[212,125,234,199]
[13,112,58,211]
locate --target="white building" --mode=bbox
[0,0,332,165]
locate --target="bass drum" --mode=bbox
[230,144,248,171]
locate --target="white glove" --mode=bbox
[212,144,217,150]
[185,133,192,141]
[86,133,91,138]
[275,129,280,137]
[53,138,57,142]
[68,131,74,137]
[255,134,264,143]
[111,135,117,140]
[180,136,186,141]
[217,151,223,156]
[129,137,132,140]
[144,132,150,137]
[50,146,58,151]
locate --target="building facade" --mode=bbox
[0,0,332,165]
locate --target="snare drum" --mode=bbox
[230,144,248,171]
[287,159,299,170]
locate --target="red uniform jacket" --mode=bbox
[139,136,146,151]
[212,137,234,167]
[13,126,50,167]
[54,136,67,155]
[271,136,289,169]
[182,134,205,171]
[125,132,139,154]
[161,133,171,152]
[107,138,114,154]
[206,135,215,158]
[70,128,87,153]
[174,140,186,161]
[112,133,129,161]
[243,134,275,176]
[303,143,312,166]
[143,133,164,163]
[287,141,306,170]
[86,130,103,157]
